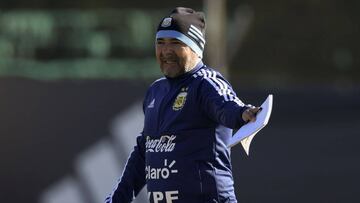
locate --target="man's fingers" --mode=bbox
[242,107,262,123]
[242,109,255,122]
[250,107,262,114]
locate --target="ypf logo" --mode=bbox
[148,191,178,203]
[146,159,178,180]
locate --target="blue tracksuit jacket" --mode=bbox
[106,61,250,203]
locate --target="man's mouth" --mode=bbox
[163,59,177,64]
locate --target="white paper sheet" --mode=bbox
[227,94,273,155]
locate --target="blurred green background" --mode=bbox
[0,9,163,79]
[1,0,358,85]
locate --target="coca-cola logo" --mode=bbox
[145,135,176,153]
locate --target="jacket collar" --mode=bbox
[165,60,204,83]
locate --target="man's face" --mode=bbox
[155,38,199,78]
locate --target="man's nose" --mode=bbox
[161,44,173,54]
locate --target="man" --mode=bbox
[106,7,260,203]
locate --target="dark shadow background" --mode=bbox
[1,79,359,203]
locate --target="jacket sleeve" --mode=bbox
[105,133,146,203]
[198,71,250,129]
[106,92,151,203]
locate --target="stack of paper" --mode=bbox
[227,94,273,155]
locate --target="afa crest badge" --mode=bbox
[173,87,188,111]
[161,17,172,27]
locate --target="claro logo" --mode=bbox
[146,159,178,180]
[145,135,176,153]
